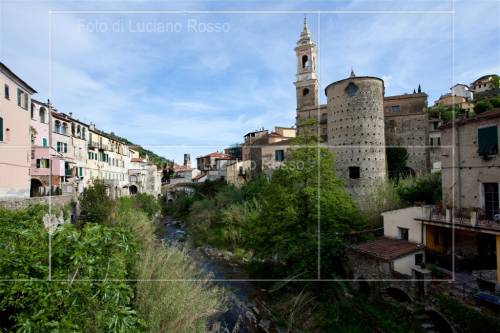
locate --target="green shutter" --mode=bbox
[42,138,47,146]
[24,94,28,110]
[0,117,3,141]
[478,126,499,156]
[17,89,21,107]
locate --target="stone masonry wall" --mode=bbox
[0,194,75,210]
[326,76,387,205]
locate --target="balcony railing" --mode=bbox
[88,141,100,149]
[419,205,500,231]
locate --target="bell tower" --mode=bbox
[294,17,319,110]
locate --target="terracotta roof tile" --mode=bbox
[351,237,424,261]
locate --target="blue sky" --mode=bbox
[0,0,499,163]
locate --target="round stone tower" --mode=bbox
[325,73,387,205]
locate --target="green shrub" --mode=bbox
[397,172,442,205]
[0,205,143,332]
[363,180,403,223]
[132,193,160,219]
[436,294,500,333]
[79,179,114,225]
[0,197,224,332]
[162,192,194,218]
[475,100,494,114]
[489,96,500,108]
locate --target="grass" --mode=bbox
[117,199,226,333]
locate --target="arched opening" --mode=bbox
[39,107,46,123]
[62,122,68,135]
[30,179,44,197]
[54,120,61,133]
[385,287,412,303]
[303,88,310,96]
[424,309,454,333]
[129,185,138,195]
[357,278,371,295]
[301,54,309,68]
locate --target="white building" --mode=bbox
[450,83,473,100]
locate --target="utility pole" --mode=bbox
[47,99,53,197]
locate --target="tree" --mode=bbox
[243,138,364,278]
[386,147,409,181]
[397,172,442,205]
[491,75,500,89]
[489,96,500,108]
[79,179,114,225]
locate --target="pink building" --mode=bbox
[30,100,65,196]
[0,62,37,198]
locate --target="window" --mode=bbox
[398,227,409,241]
[303,88,310,96]
[301,54,309,68]
[345,82,359,96]
[415,253,423,266]
[483,183,499,218]
[39,107,46,123]
[275,150,285,162]
[348,166,360,179]
[391,105,401,113]
[42,138,47,147]
[0,117,3,141]
[54,120,61,133]
[36,159,49,168]
[62,123,68,135]
[17,88,28,110]
[56,142,67,153]
[4,84,9,99]
[478,126,498,157]
[31,103,35,119]
[430,137,441,146]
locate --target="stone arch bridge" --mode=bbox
[161,182,200,202]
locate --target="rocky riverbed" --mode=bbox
[161,217,289,333]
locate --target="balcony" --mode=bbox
[88,141,100,149]
[416,206,500,233]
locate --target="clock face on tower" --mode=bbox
[345,82,359,97]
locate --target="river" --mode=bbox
[161,217,288,333]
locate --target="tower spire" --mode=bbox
[298,15,312,45]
